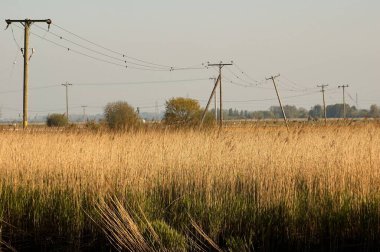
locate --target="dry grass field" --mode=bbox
[0,122,380,251]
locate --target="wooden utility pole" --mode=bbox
[62,82,72,120]
[81,105,88,122]
[5,19,51,129]
[317,84,329,125]
[200,75,221,127]
[207,62,233,127]
[209,77,218,121]
[338,85,349,119]
[266,74,289,130]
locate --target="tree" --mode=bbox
[46,113,68,127]
[369,104,380,118]
[164,97,207,126]
[104,101,140,130]
[309,105,323,118]
[298,108,308,118]
[326,104,343,118]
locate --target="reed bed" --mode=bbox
[0,122,380,251]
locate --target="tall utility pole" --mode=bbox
[207,62,233,127]
[338,85,349,119]
[209,77,218,121]
[5,18,52,129]
[81,105,88,122]
[317,84,329,125]
[266,74,289,130]
[62,82,72,120]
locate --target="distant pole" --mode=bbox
[317,84,329,125]
[356,92,359,109]
[338,85,349,119]
[5,18,52,129]
[266,74,289,130]
[81,105,87,122]
[155,101,158,121]
[208,62,233,127]
[62,82,72,120]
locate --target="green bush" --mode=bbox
[46,114,68,127]
[164,97,215,127]
[104,101,140,130]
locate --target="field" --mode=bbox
[0,122,380,251]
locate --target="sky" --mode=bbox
[0,0,379,119]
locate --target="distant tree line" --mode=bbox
[220,104,380,120]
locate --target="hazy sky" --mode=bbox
[1,0,379,118]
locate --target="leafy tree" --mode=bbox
[326,104,344,118]
[228,108,234,117]
[369,104,380,118]
[164,97,214,126]
[104,101,140,130]
[298,108,309,118]
[309,105,323,118]
[46,113,68,127]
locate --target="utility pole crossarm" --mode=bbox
[265,74,281,81]
[207,63,233,67]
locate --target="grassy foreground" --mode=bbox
[0,122,380,251]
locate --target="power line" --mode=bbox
[0,78,211,95]
[72,78,210,86]
[52,23,173,69]
[10,25,22,50]
[197,90,319,104]
[34,24,171,70]
[210,67,272,90]
[233,63,259,83]
[225,66,256,86]
[280,75,312,90]
[50,23,205,71]
[13,24,181,72]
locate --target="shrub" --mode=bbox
[104,101,140,130]
[46,113,68,127]
[164,97,216,127]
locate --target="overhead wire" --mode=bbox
[34,24,171,70]
[196,90,320,104]
[72,78,210,86]
[51,23,205,71]
[52,23,173,69]
[346,90,357,105]
[13,24,200,72]
[5,24,350,116]
[10,25,22,50]
[0,78,211,95]
[209,66,272,90]
[233,62,260,83]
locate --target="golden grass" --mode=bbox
[0,122,380,250]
